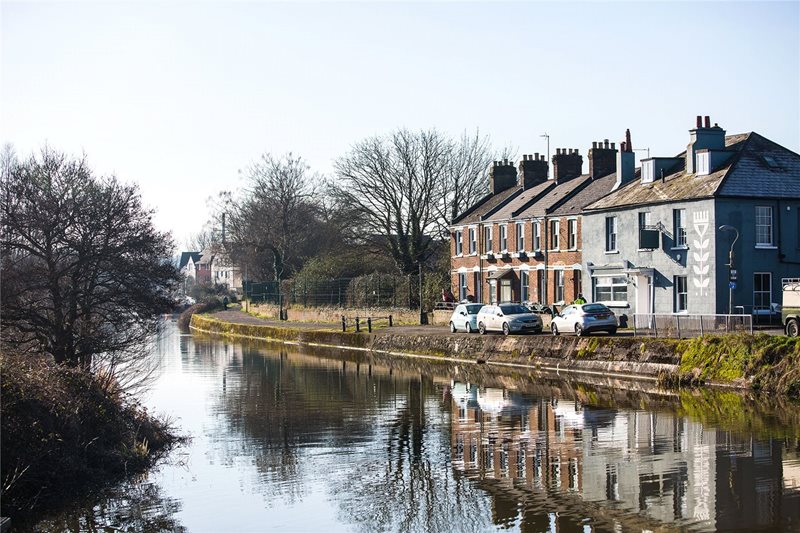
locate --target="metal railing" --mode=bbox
[632,313,753,338]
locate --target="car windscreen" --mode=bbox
[582,304,609,313]
[466,304,483,314]
[499,305,529,315]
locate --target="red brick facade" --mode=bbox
[450,216,584,305]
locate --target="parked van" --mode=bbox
[783,278,800,337]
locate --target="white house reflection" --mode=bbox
[450,382,800,531]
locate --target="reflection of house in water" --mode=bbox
[449,383,800,531]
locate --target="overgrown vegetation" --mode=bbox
[177,298,227,331]
[1,353,182,518]
[673,334,800,397]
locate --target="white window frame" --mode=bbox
[499,224,508,252]
[550,219,560,251]
[458,273,468,301]
[755,206,774,247]
[520,271,529,302]
[696,151,710,176]
[673,209,687,248]
[753,272,772,314]
[605,216,618,253]
[483,225,493,254]
[536,270,546,303]
[516,222,525,252]
[468,227,477,255]
[554,270,565,302]
[567,218,577,250]
[454,230,463,256]
[594,275,627,303]
[533,222,541,252]
[674,275,688,313]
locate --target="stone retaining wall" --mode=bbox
[247,303,425,325]
[190,313,681,382]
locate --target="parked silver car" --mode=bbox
[550,303,617,336]
[449,303,484,333]
[477,304,543,335]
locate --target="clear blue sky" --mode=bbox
[2,1,798,247]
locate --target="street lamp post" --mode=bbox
[719,225,739,314]
[540,133,550,179]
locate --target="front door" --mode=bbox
[636,274,652,315]
[488,279,497,304]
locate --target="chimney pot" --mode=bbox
[534,152,539,159]
[604,139,609,148]
[704,116,711,128]
[696,115,702,128]
[611,142,615,150]
[523,154,528,161]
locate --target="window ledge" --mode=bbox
[605,250,620,254]
[670,246,689,250]
[637,249,655,252]
[755,245,777,249]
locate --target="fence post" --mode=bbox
[367,317,372,333]
[355,317,360,332]
[633,314,637,337]
[342,315,346,332]
[652,315,658,338]
[389,315,393,327]
[676,315,681,339]
[749,315,753,335]
[699,315,704,336]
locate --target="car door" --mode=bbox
[453,305,465,330]
[558,306,574,330]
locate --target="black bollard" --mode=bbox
[388,315,393,327]
[367,317,372,333]
[342,315,346,332]
[355,317,360,332]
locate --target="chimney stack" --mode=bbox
[489,159,518,194]
[552,149,583,183]
[518,153,549,190]
[686,115,726,174]
[613,129,636,191]
[588,139,618,180]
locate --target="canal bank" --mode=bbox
[190,311,800,397]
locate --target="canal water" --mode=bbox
[31,321,800,531]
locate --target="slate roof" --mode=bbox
[454,186,522,225]
[717,133,800,198]
[515,175,592,218]
[179,251,202,269]
[482,181,554,221]
[585,132,800,212]
[550,172,621,216]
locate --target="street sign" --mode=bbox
[729,281,737,289]
[730,269,738,281]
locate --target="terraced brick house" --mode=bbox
[582,116,800,317]
[450,139,622,306]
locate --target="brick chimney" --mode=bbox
[551,148,583,183]
[588,139,617,180]
[518,153,548,190]
[686,115,726,174]
[613,129,636,191]
[489,159,518,194]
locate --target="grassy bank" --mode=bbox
[672,334,800,396]
[0,353,181,519]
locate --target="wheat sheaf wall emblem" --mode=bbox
[692,211,710,296]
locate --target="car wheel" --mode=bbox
[479,322,486,335]
[465,322,473,334]
[608,327,617,336]
[450,322,457,333]
[551,323,559,336]
[502,322,511,336]
[787,318,799,338]
[575,324,585,337]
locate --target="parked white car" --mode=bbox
[476,304,543,335]
[550,303,617,336]
[449,303,483,333]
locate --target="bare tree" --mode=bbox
[332,128,504,274]
[1,148,180,369]
[227,153,324,282]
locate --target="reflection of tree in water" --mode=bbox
[330,380,495,533]
[213,346,496,531]
[30,479,186,532]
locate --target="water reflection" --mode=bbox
[450,382,800,531]
[29,323,800,532]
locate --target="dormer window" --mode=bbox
[641,159,655,184]
[696,151,710,176]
